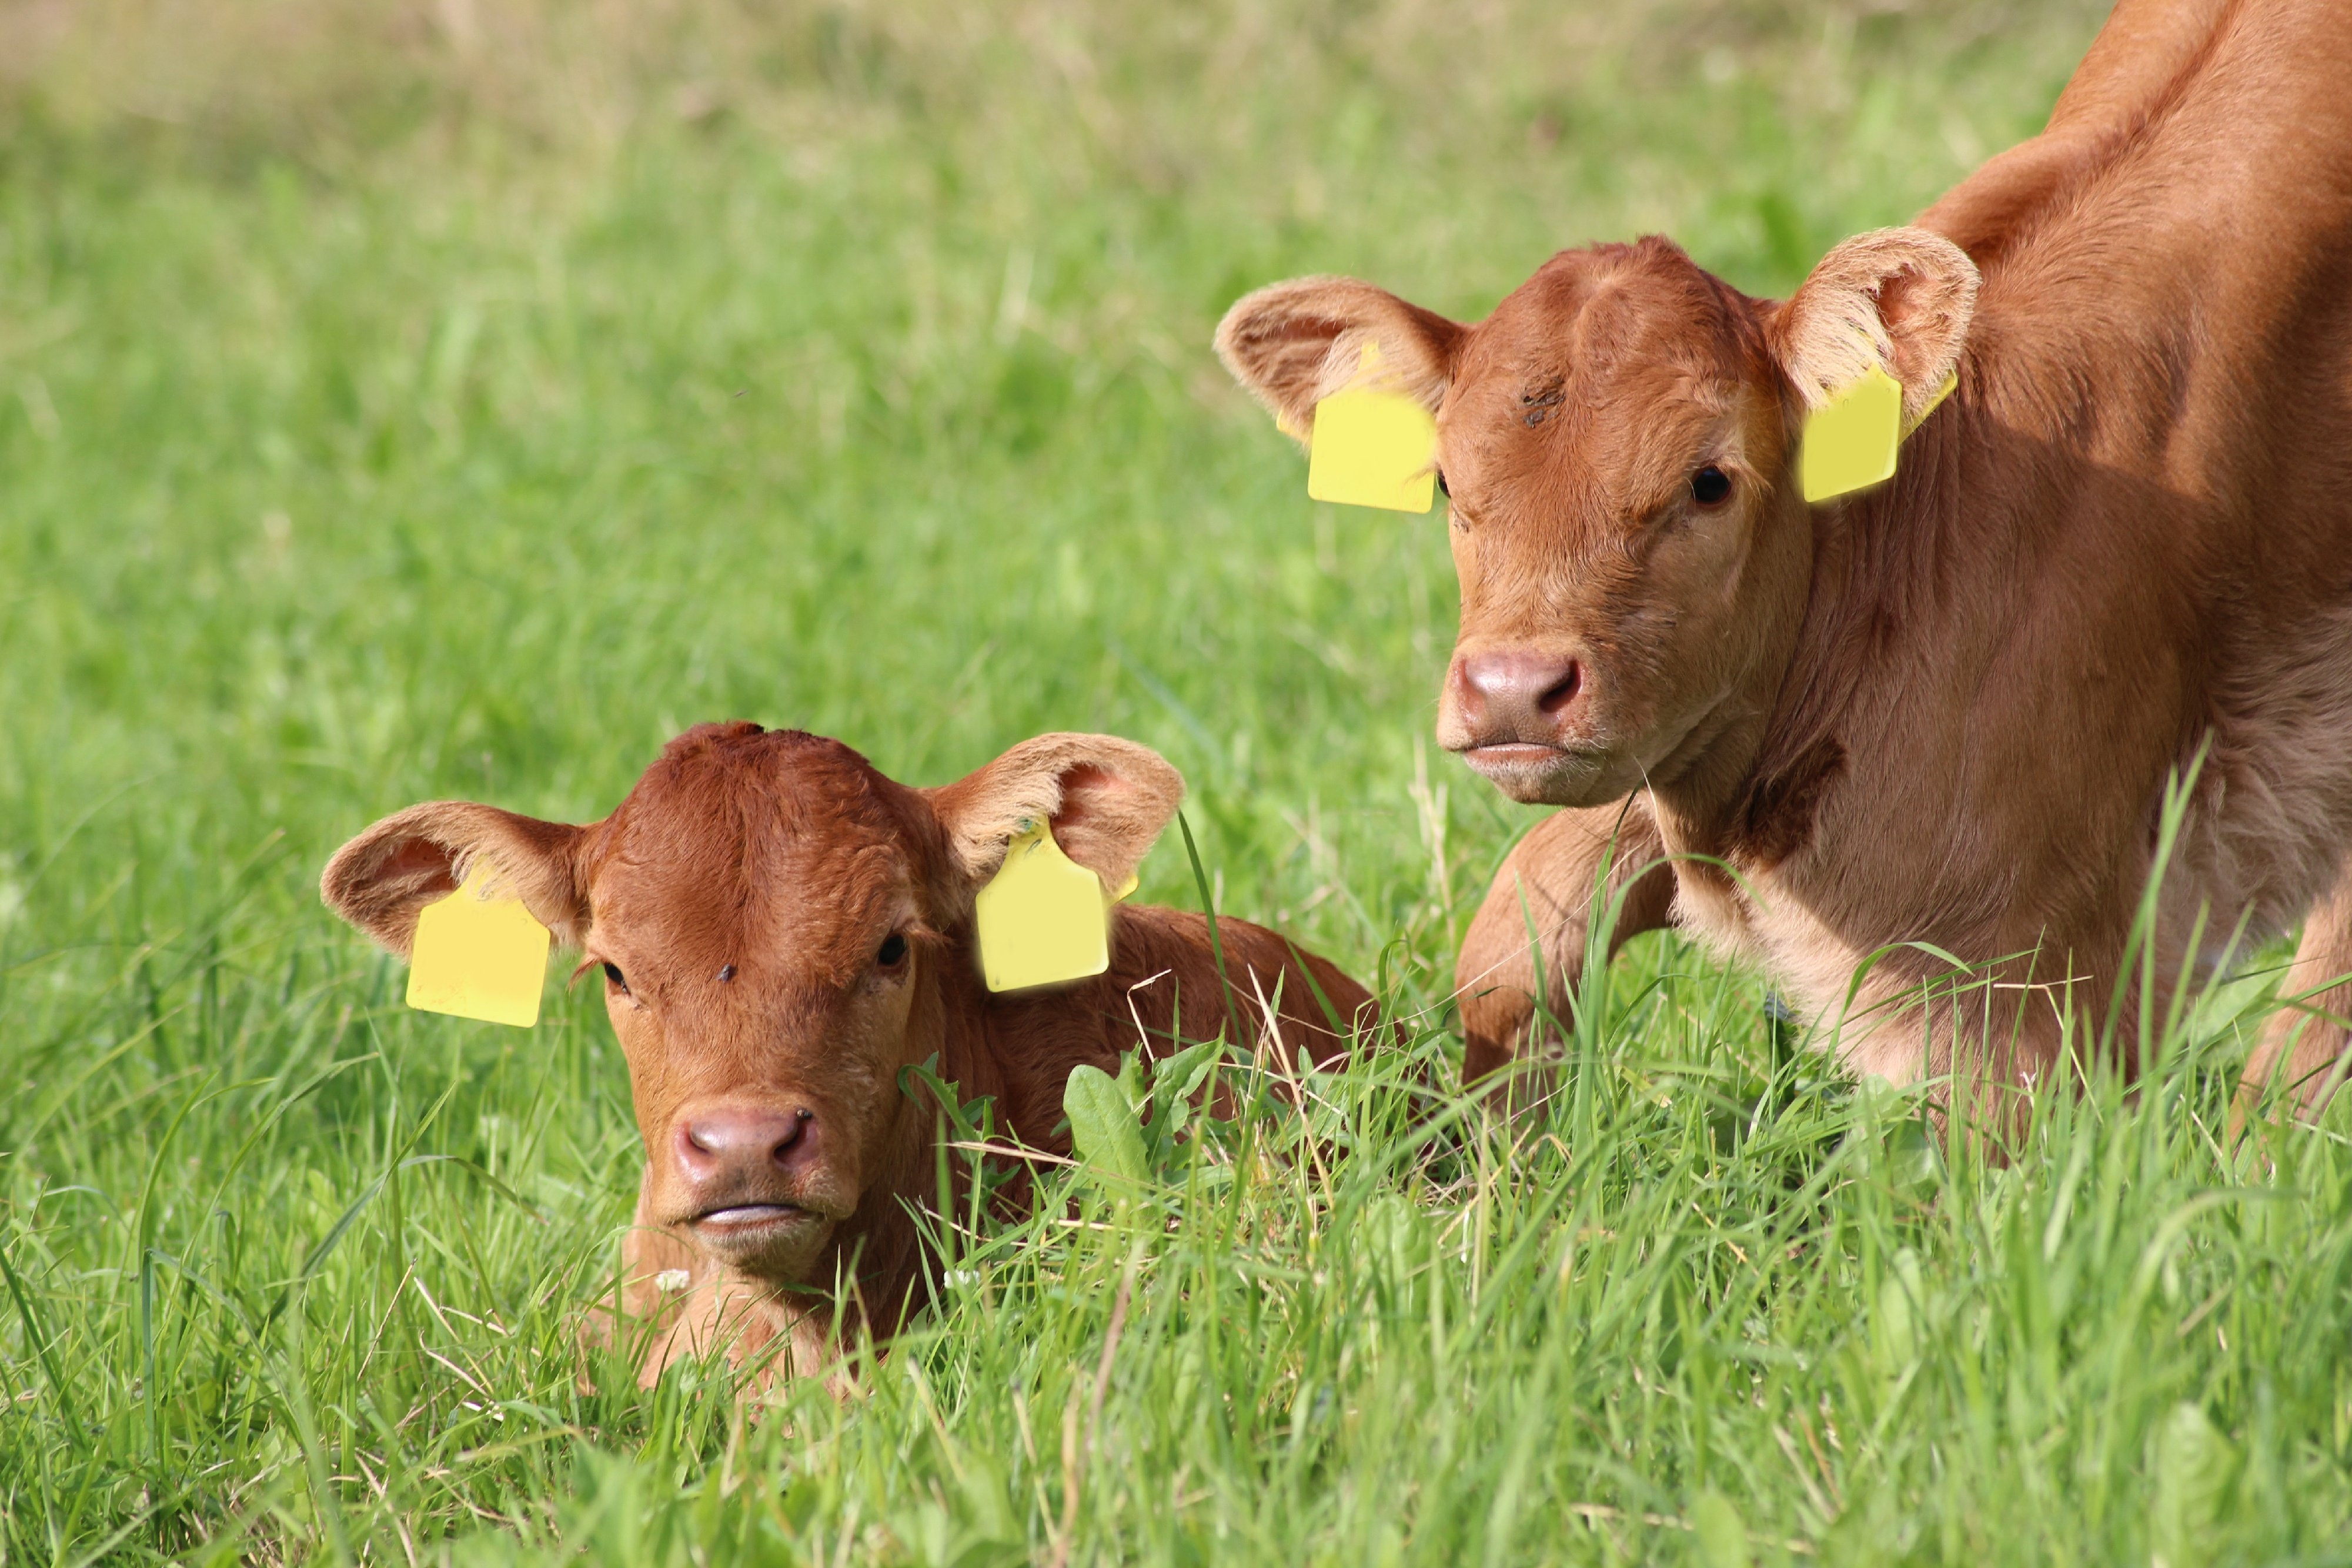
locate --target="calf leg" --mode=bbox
[1455,800,1676,1084]
[2240,857,2352,1121]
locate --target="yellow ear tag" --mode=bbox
[1799,363,1904,503]
[975,823,1114,993]
[406,862,552,1027]
[1305,343,1438,513]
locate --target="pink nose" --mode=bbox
[673,1105,818,1197]
[1449,649,1583,744]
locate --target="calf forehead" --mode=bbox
[1445,242,1762,511]
[588,725,927,982]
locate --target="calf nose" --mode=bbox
[674,1105,817,1193]
[1449,650,1583,743]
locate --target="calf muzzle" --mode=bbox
[667,1101,838,1269]
[677,1103,818,1189]
[1447,647,1585,744]
[1438,645,1623,804]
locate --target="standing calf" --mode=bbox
[1216,0,2352,1122]
[322,724,1375,1382]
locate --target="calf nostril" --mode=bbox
[1536,662,1582,717]
[770,1108,814,1164]
[1451,658,1499,726]
[674,1122,719,1182]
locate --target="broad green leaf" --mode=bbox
[1692,1490,1751,1568]
[1064,1064,1148,1185]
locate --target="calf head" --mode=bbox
[1218,229,1976,807]
[322,725,1182,1286]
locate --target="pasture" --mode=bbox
[5,1,2350,1561]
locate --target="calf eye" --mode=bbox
[1691,465,1733,506]
[876,932,910,969]
[602,962,629,995]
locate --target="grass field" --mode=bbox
[7,1,2352,1561]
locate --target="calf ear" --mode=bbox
[1772,227,1979,426]
[1215,276,1466,445]
[928,734,1185,896]
[321,802,592,958]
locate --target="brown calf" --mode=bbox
[1217,0,2352,1121]
[322,724,1375,1382]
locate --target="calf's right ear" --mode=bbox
[1215,276,1466,444]
[927,734,1185,900]
[321,802,592,958]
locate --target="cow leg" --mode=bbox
[2240,858,2352,1121]
[1455,799,1676,1084]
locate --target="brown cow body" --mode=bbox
[1218,0,2352,1118]
[321,725,1373,1385]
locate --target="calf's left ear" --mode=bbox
[1772,226,1979,427]
[322,801,593,957]
[928,734,1185,897]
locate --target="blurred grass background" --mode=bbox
[0,0,2108,989]
[13,2,2350,1564]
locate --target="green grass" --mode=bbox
[6,1,2351,1561]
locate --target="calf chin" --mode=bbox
[1456,744,1639,809]
[686,1209,838,1281]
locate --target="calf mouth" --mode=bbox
[684,1200,838,1266]
[683,1199,839,1277]
[691,1201,821,1237]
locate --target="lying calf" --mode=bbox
[321,723,1375,1384]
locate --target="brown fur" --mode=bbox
[322,724,1378,1385]
[1220,0,2352,1124]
